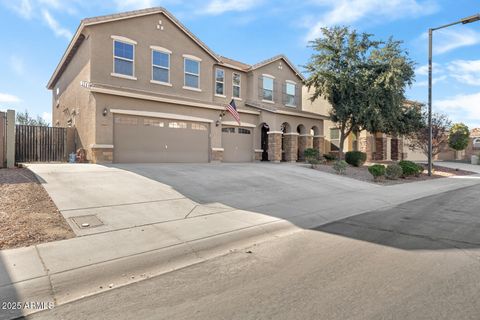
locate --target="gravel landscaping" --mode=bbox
[310,162,475,185]
[0,168,74,249]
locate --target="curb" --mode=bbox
[1,220,299,320]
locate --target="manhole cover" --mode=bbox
[71,215,104,229]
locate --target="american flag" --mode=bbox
[226,99,241,125]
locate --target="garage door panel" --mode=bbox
[114,115,209,163]
[222,126,253,162]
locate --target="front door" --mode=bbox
[261,124,269,161]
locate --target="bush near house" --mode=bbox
[368,164,386,181]
[333,160,348,175]
[385,164,403,180]
[304,148,320,162]
[345,151,367,167]
[399,160,423,177]
[324,154,336,161]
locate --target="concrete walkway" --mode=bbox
[1,162,480,319]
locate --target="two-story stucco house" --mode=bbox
[47,7,328,163]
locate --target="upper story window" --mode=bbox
[262,75,274,102]
[151,47,171,85]
[112,38,135,77]
[215,68,225,96]
[330,128,340,140]
[184,55,201,90]
[285,81,296,107]
[233,73,241,98]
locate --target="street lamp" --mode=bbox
[428,13,480,176]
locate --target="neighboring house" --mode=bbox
[303,87,423,161]
[48,7,328,163]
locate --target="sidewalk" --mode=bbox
[1,162,479,319]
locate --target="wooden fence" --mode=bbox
[15,125,68,163]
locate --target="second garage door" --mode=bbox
[221,126,253,162]
[113,115,209,163]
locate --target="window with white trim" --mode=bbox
[113,40,134,76]
[215,68,224,95]
[285,82,296,107]
[152,50,170,84]
[262,76,274,101]
[184,58,200,89]
[233,73,241,98]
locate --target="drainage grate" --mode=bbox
[70,215,104,229]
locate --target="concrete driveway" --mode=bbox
[27,162,480,237]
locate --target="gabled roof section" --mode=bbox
[47,7,220,89]
[250,54,306,81]
[218,56,251,71]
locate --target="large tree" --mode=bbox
[304,27,420,157]
[408,110,452,157]
[16,110,49,126]
[448,123,470,151]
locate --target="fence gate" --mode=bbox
[15,125,68,163]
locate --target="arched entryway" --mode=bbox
[260,123,270,161]
[281,122,291,161]
[297,124,307,161]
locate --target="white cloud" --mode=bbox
[447,60,480,86]
[415,75,447,87]
[114,0,156,10]
[428,28,480,55]
[0,93,21,103]
[41,9,73,40]
[436,92,480,127]
[41,112,52,124]
[4,0,33,19]
[202,0,261,15]
[305,0,438,40]
[415,62,442,76]
[10,56,25,76]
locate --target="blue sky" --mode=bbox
[0,0,479,128]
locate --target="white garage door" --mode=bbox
[221,126,253,162]
[113,115,209,163]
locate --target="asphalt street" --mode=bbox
[27,183,480,320]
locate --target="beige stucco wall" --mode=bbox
[248,61,303,111]
[52,31,95,153]
[88,12,218,103]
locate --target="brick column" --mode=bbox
[267,132,282,162]
[283,133,298,162]
[298,134,313,161]
[313,135,325,155]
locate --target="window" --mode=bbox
[169,122,187,129]
[184,58,200,89]
[233,73,241,98]
[115,116,137,125]
[192,123,207,131]
[474,138,480,149]
[222,127,235,133]
[113,40,134,76]
[152,50,170,84]
[330,128,340,140]
[144,119,164,127]
[262,76,274,101]
[238,128,251,134]
[285,82,296,107]
[215,68,225,96]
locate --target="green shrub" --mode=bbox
[399,160,423,177]
[324,154,336,161]
[368,164,386,181]
[304,148,320,163]
[333,160,348,175]
[385,164,403,180]
[345,151,367,167]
